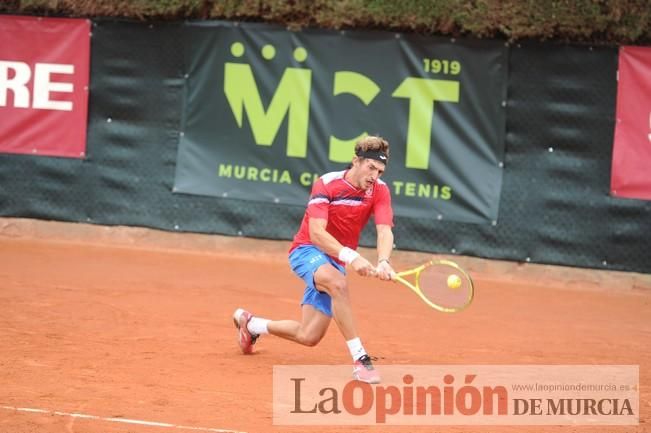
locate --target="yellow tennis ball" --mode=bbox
[447,274,462,289]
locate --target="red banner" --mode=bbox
[0,15,90,158]
[611,46,651,200]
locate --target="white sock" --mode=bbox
[346,337,367,361]
[247,317,270,335]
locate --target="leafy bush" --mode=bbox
[1,0,649,44]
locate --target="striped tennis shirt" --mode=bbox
[289,170,394,261]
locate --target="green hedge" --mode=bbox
[2,0,650,44]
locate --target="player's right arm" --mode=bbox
[308,218,375,276]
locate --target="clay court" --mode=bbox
[1,219,649,433]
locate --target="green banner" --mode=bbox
[174,22,507,223]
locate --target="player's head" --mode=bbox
[348,135,389,190]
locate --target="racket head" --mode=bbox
[396,259,474,313]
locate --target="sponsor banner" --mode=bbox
[273,365,638,425]
[174,22,507,223]
[611,46,651,200]
[0,15,90,158]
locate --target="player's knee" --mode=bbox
[327,278,348,299]
[299,332,323,347]
[303,335,322,347]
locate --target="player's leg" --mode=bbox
[313,264,366,359]
[233,245,379,382]
[266,304,330,346]
[313,261,380,384]
[233,245,334,352]
[266,257,336,345]
[235,301,330,347]
[313,263,356,340]
[234,287,331,348]
[247,261,356,346]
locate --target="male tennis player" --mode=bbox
[233,135,395,384]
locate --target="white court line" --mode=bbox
[0,405,246,433]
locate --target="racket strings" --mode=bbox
[418,264,473,310]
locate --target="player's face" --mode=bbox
[351,157,386,190]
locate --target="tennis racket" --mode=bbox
[384,259,474,313]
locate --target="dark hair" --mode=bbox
[354,135,390,158]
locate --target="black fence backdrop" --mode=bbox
[0,20,649,273]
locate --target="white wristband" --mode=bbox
[338,247,360,264]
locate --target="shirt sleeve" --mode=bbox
[373,183,394,226]
[305,179,330,220]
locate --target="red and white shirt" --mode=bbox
[290,170,394,259]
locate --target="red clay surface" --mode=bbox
[0,220,649,433]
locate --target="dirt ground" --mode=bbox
[0,218,649,433]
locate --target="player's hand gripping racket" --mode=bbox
[386,259,475,313]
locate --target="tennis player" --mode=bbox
[234,135,395,384]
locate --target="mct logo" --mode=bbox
[223,41,460,170]
[176,26,507,223]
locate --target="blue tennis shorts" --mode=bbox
[288,244,346,317]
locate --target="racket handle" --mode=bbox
[368,268,397,280]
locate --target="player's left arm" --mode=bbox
[374,182,395,281]
[375,224,395,281]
